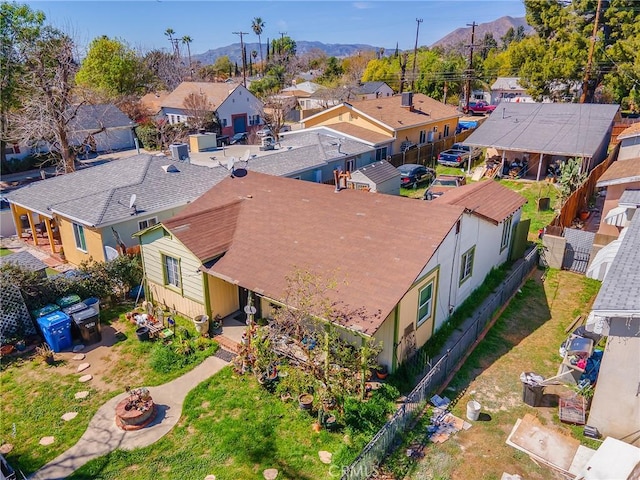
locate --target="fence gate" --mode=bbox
[562,228,595,274]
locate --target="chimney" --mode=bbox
[401,92,414,111]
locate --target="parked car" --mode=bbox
[256,127,272,137]
[397,164,436,189]
[463,101,496,115]
[437,143,483,167]
[216,135,230,147]
[423,174,466,200]
[230,132,248,145]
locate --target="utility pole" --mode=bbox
[232,31,249,87]
[399,52,408,94]
[580,0,603,103]
[410,18,423,92]
[464,22,479,112]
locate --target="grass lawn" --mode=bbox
[0,248,12,256]
[384,269,601,479]
[500,180,560,238]
[0,303,218,474]
[70,367,345,480]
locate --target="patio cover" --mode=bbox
[603,205,634,227]
[463,103,619,157]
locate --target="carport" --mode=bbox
[464,103,620,181]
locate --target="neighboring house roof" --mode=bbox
[355,81,390,95]
[161,82,240,110]
[597,158,640,187]
[464,103,620,157]
[491,77,525,91]
[348,93,460,130]
[282,81,323,95]
[163,200,243,262]
[5,154,228,227]
[169,172,465,335]
[350,160,400,184]
[319,123,393,146]
[617,122,640,141]
[437,180,527,224]
[140,91,169,114]
[0,250,47,272]
[619,189,640,207]
[69,104,134,131]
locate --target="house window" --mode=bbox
[163,255,180,288]
[346,158,355,171]
[419,130,426,144]
[417,281,434,327]
[248,114,260,126]
[169,115,175,124]
[138,217,158,231]
[460,246,475,284]
[221,118,227,127]
[72,223,87,251]
[501,215,513,251]
[375,147,388,162]
[444,124,450,137]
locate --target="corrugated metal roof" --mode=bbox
[464,103,619,157]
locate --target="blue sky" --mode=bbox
[28,1,527,54]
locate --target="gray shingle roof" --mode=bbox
[350,160,400,184]
[356,81,387,95]
[0,251,47,272]
[69,104,134,131]
[592,212,640,313]
[464,103,619,157]
[5,155,229,227]
[619,189,640,207]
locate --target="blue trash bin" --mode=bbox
[37,311,72,352]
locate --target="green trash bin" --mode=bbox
[56,294,82,309]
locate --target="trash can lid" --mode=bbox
[56,294,82,308]
[37,310,71,327]
[72,307,99,322]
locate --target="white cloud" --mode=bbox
[352,2,372,9]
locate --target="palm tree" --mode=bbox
[165,28,178,56]
[251,17,265,72]
[182,35,193,73]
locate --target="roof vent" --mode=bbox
[162,164,180,173]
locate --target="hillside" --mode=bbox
[430,16,533,51]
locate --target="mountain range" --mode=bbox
[191,16,532,66]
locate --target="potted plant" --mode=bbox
[375,364,388,380]
[298,393,314,410]
[210,315,223,335]
[14,339,26,352]
[35,343,55,365]
[0,343,15,356]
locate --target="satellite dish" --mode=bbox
[241,149,251,162]
[104,246,120,261]
[129,194,137,209]
[226,157,235,171]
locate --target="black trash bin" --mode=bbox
[522,383,544,407]
[71,307,101,345]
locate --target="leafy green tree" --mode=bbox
[0,2,45,163]
[76,36,148,98]
[318,56,344,85]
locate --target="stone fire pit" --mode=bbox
[115,387,157,431]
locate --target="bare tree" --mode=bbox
[262,95,296,135]
[9,27,80,173]
[182,92,216,132]
[143,49,186,91]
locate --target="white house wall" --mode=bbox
[218,86,264,131]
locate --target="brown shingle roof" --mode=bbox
[438,180,526,224]
[349,93,460,130]
[161,82,238,110]
[323,122,393,145]
[597,158,640,186]
[164,200,242,261]
[140,91,169,114]
[618,122,640,140]
[173,172,464,335]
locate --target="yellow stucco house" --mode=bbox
[136,172,526,372]
[5,154,228,266]
[302,92,461,157]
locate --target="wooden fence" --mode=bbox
[386,129,474,169]
[551,143,620,228]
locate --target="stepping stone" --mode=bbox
[39,436,55,446]
[72,353,85,361]
[204,476,216,480]
[263,469,278,480]
[0,444,13,454]
[77,363,90,372]
[318,451,332,464]
[61,412,78,421]
[78,374,93,383]
[72,344,85,353]
[75,391,89,400]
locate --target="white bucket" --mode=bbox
[466,400,481,421]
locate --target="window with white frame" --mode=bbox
[444,124,450,137]
[375,146,388,161]
[163,255,180,288]
[138,217,158,231]
[249,114,260,126]
[501,215,513,251]
[417,281,434,326]
[346,158,355,172]
[72,223,87,251]
[419,130,426,144]
[460,246,475,284]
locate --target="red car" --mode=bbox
[463,101,496,115]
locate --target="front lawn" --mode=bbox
[71,367,346,480]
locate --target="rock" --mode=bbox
[72,353,86,361]
[78,374,93,383]
[77,363,90,372]
[39,436,55,446]
[72,345,85,353]
[318,451,332,464]
[61,412,78,421]
[0,444,13,454]
[75,391,89,399]
[263,469,278,480]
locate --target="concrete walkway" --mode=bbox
[31,355,228,480]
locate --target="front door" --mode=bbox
[232,115,247,134]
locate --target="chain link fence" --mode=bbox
[340,247,539,480]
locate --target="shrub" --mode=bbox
[343,389,396,434]
[149,343,183,373]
